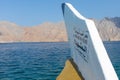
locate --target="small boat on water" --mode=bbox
[57,3,118,80]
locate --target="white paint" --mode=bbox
[62,3,118,80]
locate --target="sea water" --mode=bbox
[0,42,119,80]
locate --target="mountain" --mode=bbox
[110,17,120,28]
[93,17,120,41]
[22,22,67,42]
[0,17,120,43]
[0,21,24,42]
[0,21,67,42]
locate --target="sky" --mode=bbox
[0,0,120,26]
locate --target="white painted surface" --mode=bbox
[62,3,118,80]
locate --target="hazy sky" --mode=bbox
[0,0,120,26]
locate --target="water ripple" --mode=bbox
[0,42,119,79]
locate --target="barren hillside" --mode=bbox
[0,17,120,43]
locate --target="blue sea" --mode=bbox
[0,42,119,80]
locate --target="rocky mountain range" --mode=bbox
[93,17,120,41]
[0,17,120,43]
[0,21,67,43]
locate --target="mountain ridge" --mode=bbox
[0,17,120,43]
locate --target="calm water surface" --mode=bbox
[0,42,119,80]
